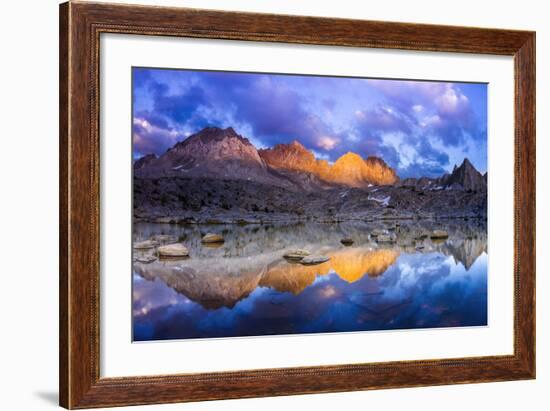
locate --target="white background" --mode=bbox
[0,0,547,410]
[101,34,514,377]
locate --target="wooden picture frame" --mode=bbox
[59,1,535,408]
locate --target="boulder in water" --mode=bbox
[283,249,310,261]
[158,243,189,258]
[430,230,449,239]
[201,233,225,244]
[133,240,158,250]
[300,255,330,265]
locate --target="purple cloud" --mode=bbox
[133,114,184,157]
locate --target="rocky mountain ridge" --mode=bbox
[135,127,399,189]
[133,126,487,222]
[258,140,398,187]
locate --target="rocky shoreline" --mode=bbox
[134,176,487,225]
[135,212,486,226]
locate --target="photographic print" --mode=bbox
[132,68,488,341]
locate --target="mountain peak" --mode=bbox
[259,140,316,172]
[460,157,475,170]
[225,126,236,133]
[289,140,305,148]
[335,152,363,164]
[201,125,238,138]
[139,126,265,178]
[330,152,397,186]
[442,157,486,192]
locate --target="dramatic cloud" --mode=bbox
[132,68,487,177]
[132,115,184,157]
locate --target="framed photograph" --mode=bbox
[59,1,535,408]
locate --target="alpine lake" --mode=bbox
[132,219,487,341]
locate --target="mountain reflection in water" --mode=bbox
[133,221,487,341]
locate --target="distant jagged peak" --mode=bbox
[443,157,486,192]
[459,157,476,170]
[446,158,479,176]
[454,157,481,175]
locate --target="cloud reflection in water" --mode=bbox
[133,244,487,341]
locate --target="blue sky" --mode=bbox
[132,67,487,178]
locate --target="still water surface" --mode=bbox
[132,221,487,341]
